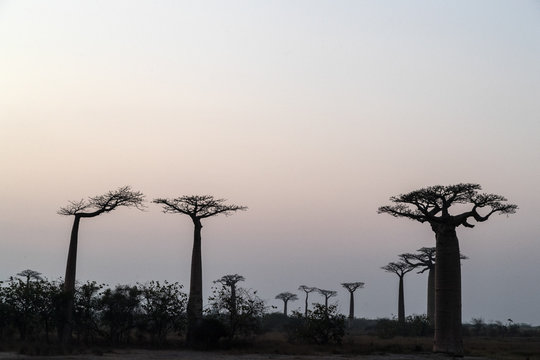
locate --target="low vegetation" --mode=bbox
[1,272,539,359]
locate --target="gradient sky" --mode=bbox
[1,1,539,324]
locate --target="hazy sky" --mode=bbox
[1,1,539,324]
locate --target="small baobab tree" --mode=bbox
[379,183,516,356]
[58,185,144,343]
[381,261,413,324]
[153,195,247,345]
[214,274,245,319]
[341,282,364,320]
[400,247,467,324]
[317,289,337,314]
[17,269,43,285]
[275,292,298,316]
[298,285,317,316]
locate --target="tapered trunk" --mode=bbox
[231,284,237,317]
[61,215,81,344]
[283,300,288,316]
[433,226,463,356]
[186,218,203,345]
[427,266,435,324]
[398,275,405,323]
[348,290,355,320]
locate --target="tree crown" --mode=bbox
[381,261,414,277]
[298,285,317,293]
[275,292,298,302]
[153,195,247,220]
[341,282,365,292]
[214,274,245,287]
[58,186,145,217]
[378,183,517,229]
[317,289,337,299]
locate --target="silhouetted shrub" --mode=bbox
[207,284,266,338]
[138,280,187,345]
[374,315,433,338]
[190,317,228,349]
[286,304,346,345]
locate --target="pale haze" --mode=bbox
[1,1,539,325]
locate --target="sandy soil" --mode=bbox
[0,350,487,360]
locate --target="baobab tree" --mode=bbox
[17,269,43,285]
[341,282,364,320]
[298,285,317,316]
[381,261,413,324]
[153,195,247,345]
[58,185,144,343]
[275,292,298,316]
[317,289,337,314]
[214,274,245,318]
[379,183,516,356]
[400,247,467,324]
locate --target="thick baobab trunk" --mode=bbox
[398,275,405,323]
[61,215,81,343]
[427,266,435,324]
[186,219,203,345]
[304,293,309,316]
[348,291,354,320]
[433,226,463,356]
[283,300,288,316]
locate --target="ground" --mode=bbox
[0,350,489,360]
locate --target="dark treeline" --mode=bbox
[1,270,538,354]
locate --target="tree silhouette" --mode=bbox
[58,186,144,343]
[400,247,467,324]
[341,282,364,320]
[379,183,516,355]
[275,292,298,316]
[317,289,337,314]
[16,269,43,285]
[214,274,245,321]
[153,195,247,345]
[298,285,317,316]
[381,261,413,324]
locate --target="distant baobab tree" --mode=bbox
[381,261,413,324]
[341,282,364,320]
[153,195,247,345]
[317,289,337,314]
[214,274,245,318]
[379,183,517,356]
[298,285,317,316]
[400,247,467,324]
[58,185,144,343]
[17,269,43,285]
[275,292,298,316]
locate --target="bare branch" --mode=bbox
[153,195,247,220]
[379,183,517,229]
[58,186,145,217]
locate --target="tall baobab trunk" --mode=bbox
[283,300,288,316]
[304,294,309,316]
[61,215,81,343]
[433,226,463,356]
[398,275,405,323]
[427,266,435,324]
[348,291,354,320]
[186,219,203,345]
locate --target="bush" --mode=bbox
[286,304,346,345]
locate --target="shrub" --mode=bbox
[286,304,346,345]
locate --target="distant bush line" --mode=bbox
[1,273,538,353]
